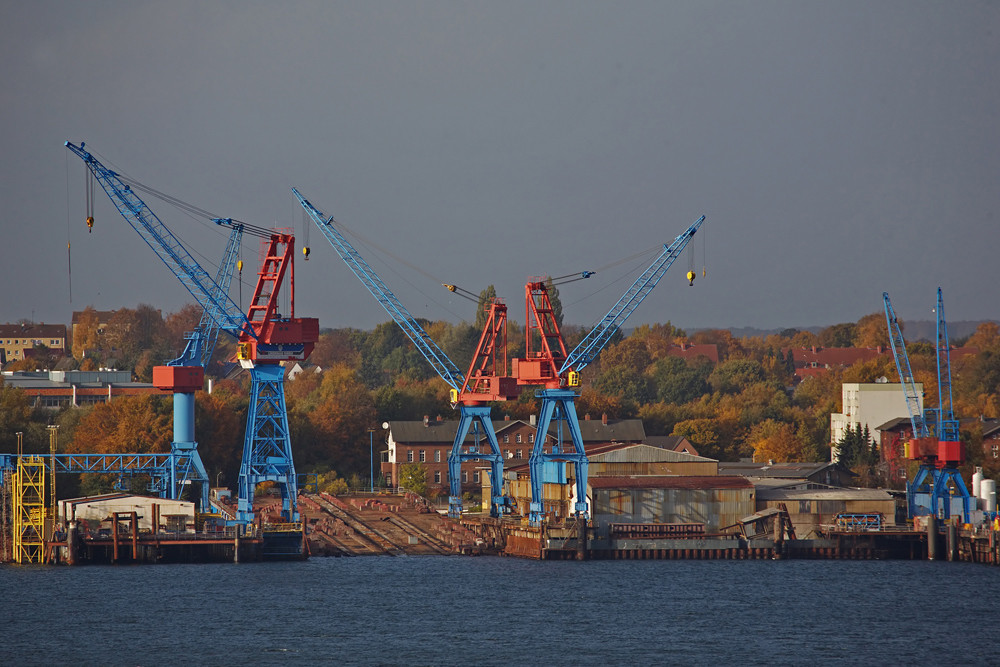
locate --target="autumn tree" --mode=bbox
[818,322,857,348]
[855,312,890,349]
[69,395,172,454]
[749,419,805,462]
[71,306,102,360]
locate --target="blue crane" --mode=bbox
[515,216,706,524]
[883,289,971,523]
[292,188,515,518]
[66,142,318,527]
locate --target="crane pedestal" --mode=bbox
[237,364,298,524]
[448,405,505,518]
[529,388,589,526]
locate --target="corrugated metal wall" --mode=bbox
[589,461,718,477]
[591,487,754,533]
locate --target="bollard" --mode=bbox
[927,514,938,561]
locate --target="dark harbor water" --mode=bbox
[2,557,998,666]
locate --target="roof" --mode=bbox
[71,310,116,325]
[875,417,912,432]
[587,443,716,464]
[783,346,885,369]
[0,323,67,339]
[665,343,719,363]
[589,475,753,490]
[717,461,844,479]
[389,417,646,444]
[644,435,699,456]
[756,487,894,502]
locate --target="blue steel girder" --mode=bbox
[64,142,254,341]
[934,287,960,442]
[447,406,505,518]
[883,292,929,438]
[528,388,589,525]
[293,188,465,391]
[237,363,298,523]
[169,223,245,368]
[561,215,705,374]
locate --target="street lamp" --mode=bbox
[368,428,375,493]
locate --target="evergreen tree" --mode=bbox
[475,285,498,330]
[545,277,563,329]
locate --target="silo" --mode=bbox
[981,479,997,513]
[973,467,984,497]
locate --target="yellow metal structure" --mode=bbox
[13,432,48,564]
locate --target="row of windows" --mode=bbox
[431,470,481,484]
[502,433,533,444]
[1,339,62,346]
[405,448,526,462]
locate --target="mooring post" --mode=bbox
[927,515,938,561]
[576,515,587,561]
[946,522,957,562]
[66,520,77,566]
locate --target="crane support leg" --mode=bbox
[907,466,934,520]
[528,389,589,526]
[237,364,298,524]
[169,390,211,511]
[447,406,505,518]
[931,468,972,524]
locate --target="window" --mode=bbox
[503,435,509,444]
[434,450,441,463]
[529,434,534,443]
[434,471,441,484]
[419,450,426,462]
[473,471,480,483]
[462,471,468,483]
[386,474,392,486]
[516,434,522,443]
[504,449,511,460]
[515,449,523,459]
[407,449,414,462]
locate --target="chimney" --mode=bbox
[602,413,608,425]
[530,414,536,426]
[423,415,429,427]
[504,414,510,421]
[584,414,591,421]
[436,415,442,421]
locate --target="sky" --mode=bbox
[2,1,998,336]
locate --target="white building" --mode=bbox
[830,380,922,459]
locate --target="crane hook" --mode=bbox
[686,270,696,287]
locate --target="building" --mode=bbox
[753,483,897,538]
[783,346,886,381]
[666,342,719,364]
[59,493,195,533]
[382,414,646,497]
[589,475,755,536]
[0,323,68,363]
[1,369,167,408]
[829,381,921,454]
[643,434,700,456]
[718,460,857,488]
[501,443,720,521]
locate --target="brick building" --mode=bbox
[382,414,646,497]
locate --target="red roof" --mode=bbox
[589,475,753,490]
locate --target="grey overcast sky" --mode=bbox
[2,1,998,335]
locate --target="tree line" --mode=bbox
[3,293,1000,495]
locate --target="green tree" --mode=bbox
[475,285,498,330]
[708,358,765,394]
[648,356,712,404]
[818,322,857,348]
[545,277,563,330]
[398,463,429,496]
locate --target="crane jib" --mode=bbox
[560,215,705,375]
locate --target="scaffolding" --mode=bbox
[13,432,47,564]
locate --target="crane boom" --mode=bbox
[292,188,465,390]
[64,142,254,340]
[935,287,958,441]
[561,215,705,374]
[883,292,929,438]
[168,223,244,368]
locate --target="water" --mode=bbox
[2,557,998,666]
